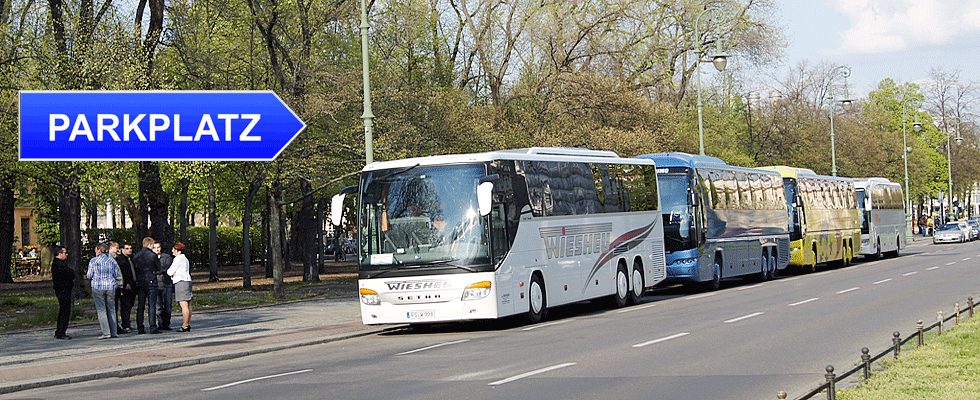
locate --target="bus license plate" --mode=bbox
[407,310,435,320]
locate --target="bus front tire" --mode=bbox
[704,257,721,291]
[528,274,547,324]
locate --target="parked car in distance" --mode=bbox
[968,220,980,241]
[934,223,970,244]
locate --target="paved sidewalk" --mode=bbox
[0,296,389,395]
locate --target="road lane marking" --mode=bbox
[724,312,764,323]
[737,283,764,291]
[633,332,690,348]
[789,298,819,307]
[688,292,718,300]
[488,362,576,386]
[617,303,657,313]
[202,369,312,391]
[945,262,956,266]
[903,271,918,276]
[836,287,860,294]
[963,258,972,261]
[522,320,570,331]
[397,339,470,355]
[929,266,941,270]
[873,278,892,285]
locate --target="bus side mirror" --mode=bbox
[478,175,499,217]
[331,186,357,226]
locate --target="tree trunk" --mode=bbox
[208,171,218,282]
[242,180,262,288]
[0,176,15,283]
[280,202,289,271]
[262,203,272,278]
[268,188,284,299]
[316,197,326,274]
[300,180,318,282]
[178,180,188,243]
[60,183,84,298]
[140,162,174,247]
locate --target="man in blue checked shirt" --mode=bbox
[87,243,121,339]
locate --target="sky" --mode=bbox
[764,0,980,98]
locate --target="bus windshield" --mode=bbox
[856,189,869,234]
[658,172,697,252]
[358,163,491,276]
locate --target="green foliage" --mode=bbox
[183,226,264,267]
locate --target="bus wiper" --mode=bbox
[374,164,420,181]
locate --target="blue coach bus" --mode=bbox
[636,153,790,290]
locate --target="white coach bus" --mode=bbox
[332,147,667,326]
[854,178,906,258]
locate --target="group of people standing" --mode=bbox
[52,237,193,340]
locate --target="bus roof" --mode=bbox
[635,152,725,167]
[854,177,902,189]
[760,166,856,183]
[362,147,656,172]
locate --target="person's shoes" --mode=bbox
[159,326,173,331]
[54,334,72,340]
[150,329,161,334]
[117,327,130,334]
[110,334,119,338]
[137,328,146,334]
[98,334,111,340]
[177,326,191,332]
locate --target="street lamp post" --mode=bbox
[360,0,374,165]
[828,66,853,177]
[945,117,963,222]
[695,8,729,156]
[899,97,922,239]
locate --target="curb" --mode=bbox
[0,326,390,395]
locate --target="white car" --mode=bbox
[934,223,970,244]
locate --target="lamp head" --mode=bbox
[841,99,853,111]
[956,136,964,145]
[913,122,922,132]
[711,41,728,72]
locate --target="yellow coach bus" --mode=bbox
[760,166,861,271]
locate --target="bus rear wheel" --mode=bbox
[629,263,644,305]
[610,263,629,308]
[528,274,547,324]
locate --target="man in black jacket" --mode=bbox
[51,245,76,340]
[152,241,175,331]
[114,242,138,334]
[133,237,162,334]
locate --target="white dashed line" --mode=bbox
[724,312,764,323]
[836,287,860,294]
[737,284,764,291]
[963,258,972,261]
[928,266,940,271]
[488,363,576,386]
[617,303,657,313]
[523,320,570,331]
[397,339,470,355]
[789,298,819,307]
[632,332,690,348]
[688,292,718,300]
[873,278,892,285]
[202,369,312,392]
[945,262,956,266]
[903,271,918,276]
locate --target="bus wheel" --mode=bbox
[705,256,722,291]
[810,245,818,273]
[768,254,777,280]
[528,274,547,324]
[875,239,882,260]
[611,263,629,308]
[893,237,901,257]
[629,263,644,305]
[758,252,769,282]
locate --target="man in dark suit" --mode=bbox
[133,237,162,334]
[51,245,76,340]
[114,242,138,334]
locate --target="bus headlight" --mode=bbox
[462,281,492,301]
[359,288,381,305]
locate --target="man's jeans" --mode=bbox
[156,284,174,329]
[92,288,118,336]
[136,285,159,331]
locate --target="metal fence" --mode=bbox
[776,296,976,400]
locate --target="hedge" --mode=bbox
[81,226,265,268]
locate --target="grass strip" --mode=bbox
[838,313,980,400]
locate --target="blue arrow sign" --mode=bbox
[19,91,306,161]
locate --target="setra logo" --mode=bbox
[385,280,452,291]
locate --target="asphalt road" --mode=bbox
[10,240,980,400]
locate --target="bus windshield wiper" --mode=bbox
[374,164,420,181]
